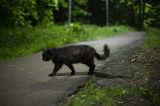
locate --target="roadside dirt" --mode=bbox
[94,44,160,106]
[131,47,160,89]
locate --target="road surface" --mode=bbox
[0,32,145,106]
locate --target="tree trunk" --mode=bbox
[131,3,136,27]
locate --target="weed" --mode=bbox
[67,77,124,106]
[66,82,160,106]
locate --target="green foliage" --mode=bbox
[126,86,160,105]
[0,0,58,26]
[0,24,134,60]
[143,3,155,28]
[109,0,134,25]
[0,0,160,27]
[111,0,160,28]
[72,0,91,20]
[145,28,160,48]
[55,0,90,23]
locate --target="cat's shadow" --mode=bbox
[29,72,89,92]
[56,72,132,79]
[30,72,132,92]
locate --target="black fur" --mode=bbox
[42,44,110,77]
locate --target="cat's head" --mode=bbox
[42,49,52,61]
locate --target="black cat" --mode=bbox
[42,44,110,77]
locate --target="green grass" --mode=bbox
[66,77,160,106]
[146,28,160,48]
[0,24,134,60]
[67,78,123,106]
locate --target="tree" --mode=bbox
[0,0,59,27]
[53,0,90,24]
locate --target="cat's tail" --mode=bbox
[94,44,110,60]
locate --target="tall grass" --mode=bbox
[0,24,134,60]
[146,28,160,48]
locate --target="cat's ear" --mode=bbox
[42,49,46,52]
[42,49,48,52]
[46,49,52,54]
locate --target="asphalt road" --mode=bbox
[0,32,145,106]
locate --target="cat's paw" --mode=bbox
[88,72,94,75]
[48,73,55,77]
[71,72,75,75]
